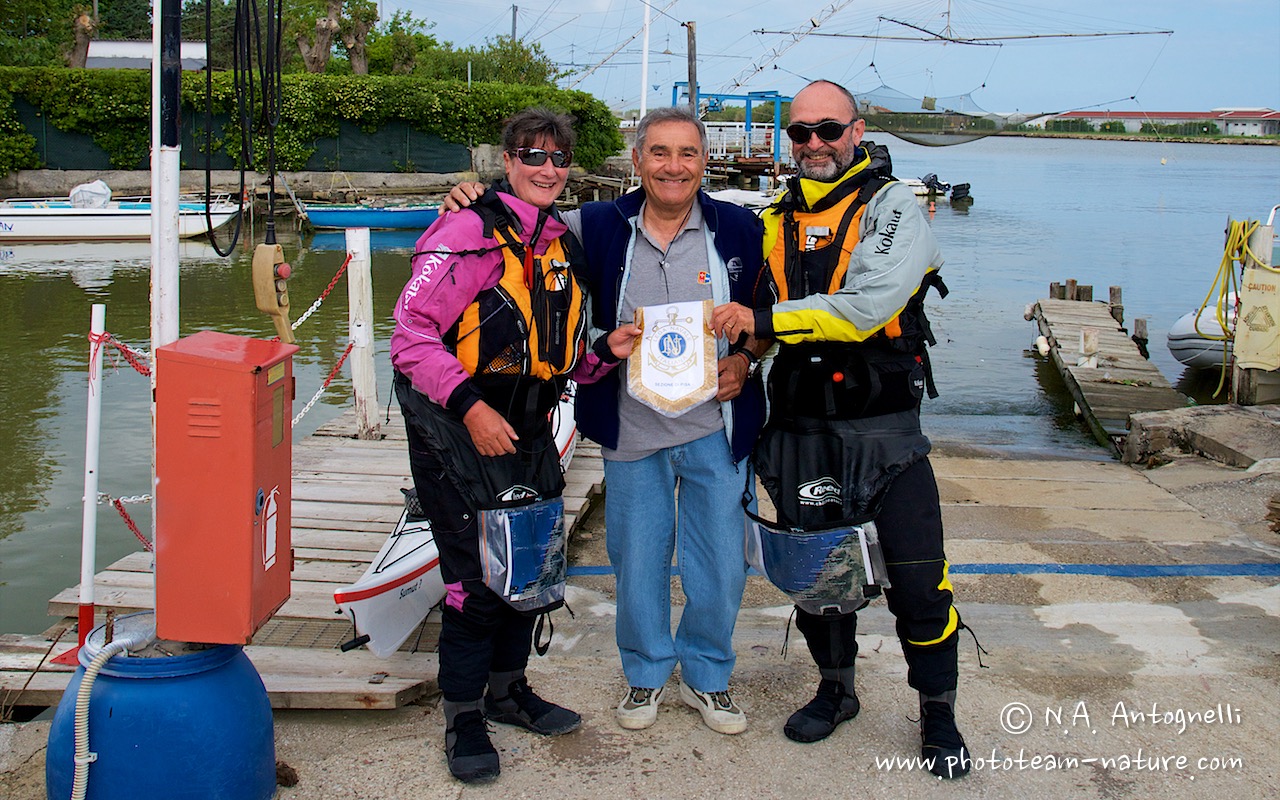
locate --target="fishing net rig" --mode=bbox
[748,4,1174,147]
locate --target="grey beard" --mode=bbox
[796,152,856,182]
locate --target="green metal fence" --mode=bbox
[14,102,470,173]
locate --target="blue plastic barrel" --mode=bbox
[46,613,275,800]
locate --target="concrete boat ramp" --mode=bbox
[4,411,1280,798]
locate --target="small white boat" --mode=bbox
[1168,295,1235,370]
[710,174,970,210]
[333,383,578,657]
[0,193,240,242]
[707,188,778,209]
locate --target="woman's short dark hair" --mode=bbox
[501,108,577,153]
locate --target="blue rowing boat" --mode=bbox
[303,202,440,230]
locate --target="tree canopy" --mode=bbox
[0,0,567,88]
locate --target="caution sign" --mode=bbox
[627,299,717,417]
[1236,266,1280,371]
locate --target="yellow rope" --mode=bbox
[1194,219,1264,396]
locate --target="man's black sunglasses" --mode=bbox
[510,147,573,168]
[785,120,855,144]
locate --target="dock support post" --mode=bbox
[346,227,381,440]
[1078,327,1099,368]
[1109,286,1124,325]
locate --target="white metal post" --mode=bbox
[346,227,380,439]
[151,0,183,554]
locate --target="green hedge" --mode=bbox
[0,67,622,176]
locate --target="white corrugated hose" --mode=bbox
[70,628,155,800]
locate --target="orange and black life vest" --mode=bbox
[767,174,889,308]
[765,171,948,416]
[447,203,588,383]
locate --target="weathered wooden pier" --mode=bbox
[0,412,604,715]
[1029,281,1188,454]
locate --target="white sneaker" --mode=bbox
[680,682,747,735]
[616,685,665,730]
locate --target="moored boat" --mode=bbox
[303,202,440,230]
[709,173,970,210]
[0,194,240,242]
[1167,296,1234,370]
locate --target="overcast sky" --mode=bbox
[382,0,1280,115]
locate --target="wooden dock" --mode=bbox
[1030,284,1188,454]
[0,411,605,715]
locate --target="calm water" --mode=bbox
[2,136,1278,635]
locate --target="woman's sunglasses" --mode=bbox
[510,147,573,168]
[785,120,855,144]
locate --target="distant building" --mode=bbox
[86,40,208,70]
[1213,109,1280,137]
[1049,109,1279,136]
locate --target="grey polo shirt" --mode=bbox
[564,202,724,461]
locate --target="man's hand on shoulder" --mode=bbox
[441,182,487,213]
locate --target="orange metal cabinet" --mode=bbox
[154,330,298,644]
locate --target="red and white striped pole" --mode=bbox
[54,304,107,662]
[78,304,107,646]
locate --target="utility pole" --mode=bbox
[686,21,697,115]
[512,5,518,40]
[639,1,650,117]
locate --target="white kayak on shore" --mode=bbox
[333,492,445,658]
[334,382,578,658]
[1167,295,1234,371]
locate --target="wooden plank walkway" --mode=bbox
[1,410,605,713]
[1031,295,1187,453]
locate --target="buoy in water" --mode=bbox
[46,612,276,800]
[1034,335,1051,357]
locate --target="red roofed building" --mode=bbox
[1050,109,1279,136]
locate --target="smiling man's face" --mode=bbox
[633,119,707,216]
[789,82,866,182]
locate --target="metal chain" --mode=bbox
[293,341,356,426]
[97,493,152,505]
[90,331,153,377]
[112,337,152,366]
[291,253,352,331]
[111,498,155,552]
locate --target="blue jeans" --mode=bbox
[603,431,749,693]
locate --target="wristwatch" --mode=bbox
[735,348,761,378]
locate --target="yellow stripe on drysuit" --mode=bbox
[906,560,959,647]
[771,297,910,345]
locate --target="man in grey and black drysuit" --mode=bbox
[713,79,971,779]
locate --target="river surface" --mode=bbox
[1,136,1278,634]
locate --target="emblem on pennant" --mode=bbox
[627,299,718,417]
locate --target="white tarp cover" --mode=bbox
[70,180,112,208]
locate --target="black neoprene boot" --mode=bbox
[783,667,860,743]
[443,700,500,784]
[919,691,971,779]
[484,670,582,736]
